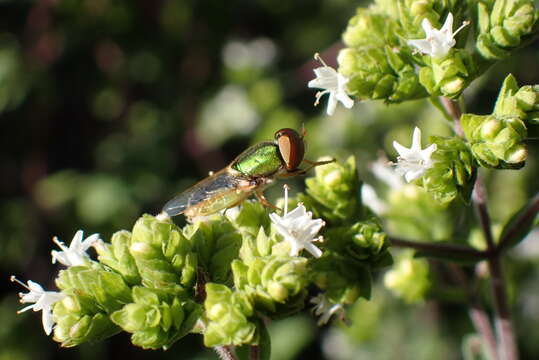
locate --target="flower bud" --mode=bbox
[297,156,361,225]
[461,114,527,168]
[203,284,256,347]
[384,250,430,303]
[324,220,392,269]
[55,266,132,313]
[96,230,141,285]
[232,256,308,312]
[130,214,198,291]
[337,46,426,103]
[111,287,201,350]
[419,136,476,204]
[52,290,122,347]
[186,217,242,284]
[475,0,538,60]
[342,9,398,48]
[419,50,474,98]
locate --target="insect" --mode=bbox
[162,128,334,218]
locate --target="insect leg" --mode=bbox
[279,158,336,177]
[255,190,280,211]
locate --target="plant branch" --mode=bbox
[473,176,518,360]
[497,191,539,252]
[389,236,486,261]
[214,345,237,360]
[250,345,259,360]
[439,96,464,137]
[447,264,499,360]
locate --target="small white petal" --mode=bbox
[408,12,467,59]
[308,55,354,116]
[51,230,101,267]
[12,277,64,336]
[392,127,437,183]
[270,192,326,258]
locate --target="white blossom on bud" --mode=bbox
[11,276,65,335]
[51,230,102,267]
[408,13,469,59]
[308,53,354,116]
[392,127,437,183]
[269,185,324,258]
[310,293,344,326]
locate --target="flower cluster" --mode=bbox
[13,160,391,350]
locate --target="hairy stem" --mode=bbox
[389,236,486,261]
[448,264,499,360]
[214,345,237,360]
[497,191,539,252]
[250,345,259,360]
[473,177,518,360]
[439,96,464,137]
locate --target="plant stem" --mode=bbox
[497,191,539,251]
[447,264,499,360]
[214,345,237,360]
[473,176,518,360]
[389,236,486,261]
[439,96,464,136]
[250,345,259,360]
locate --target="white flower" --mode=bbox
[269,185,324,258]
[393,127,437,183]
[408,13,469,59]
[310,294,344,326]
[370,156,405,189]
[308,53,354,116]
[361,184,388,215]
[11,276,65,335]
[51,230,102,267]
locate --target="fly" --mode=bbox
[162,128,334,218]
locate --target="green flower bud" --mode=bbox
[229,200,271,238]
[461,114,527,168]
[324,220,392,269]
[419,50,475,98]
[239,225,284,266]
[494,74,539,124]
[186,217,242,285]
[342,9,399,48]
[232,256,308,313]
[111,286,201,350]
[395,0,467,39]
[385,184,453,241]
[420,136,477,204]
[475,0,538,60]
[297,156,362,225]
[95,230,141,285]
[130,215,197,292]
[384,250,430,303]
[203,284,256,347]
[53,294,120,347]
[338,46,426,103]
[311,253,371,304]
[56,266,132,313]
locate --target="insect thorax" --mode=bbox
[231,142,283,177]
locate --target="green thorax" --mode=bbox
[231,141,284,177]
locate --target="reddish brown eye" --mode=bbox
[274,128,305,171]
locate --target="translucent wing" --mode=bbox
[162,168,253,217]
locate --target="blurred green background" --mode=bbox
[2,0,539,359]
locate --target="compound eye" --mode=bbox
[275,128,305,171]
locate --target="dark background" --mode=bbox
[2,1,539,359]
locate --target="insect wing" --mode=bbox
[162,169,248,217]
